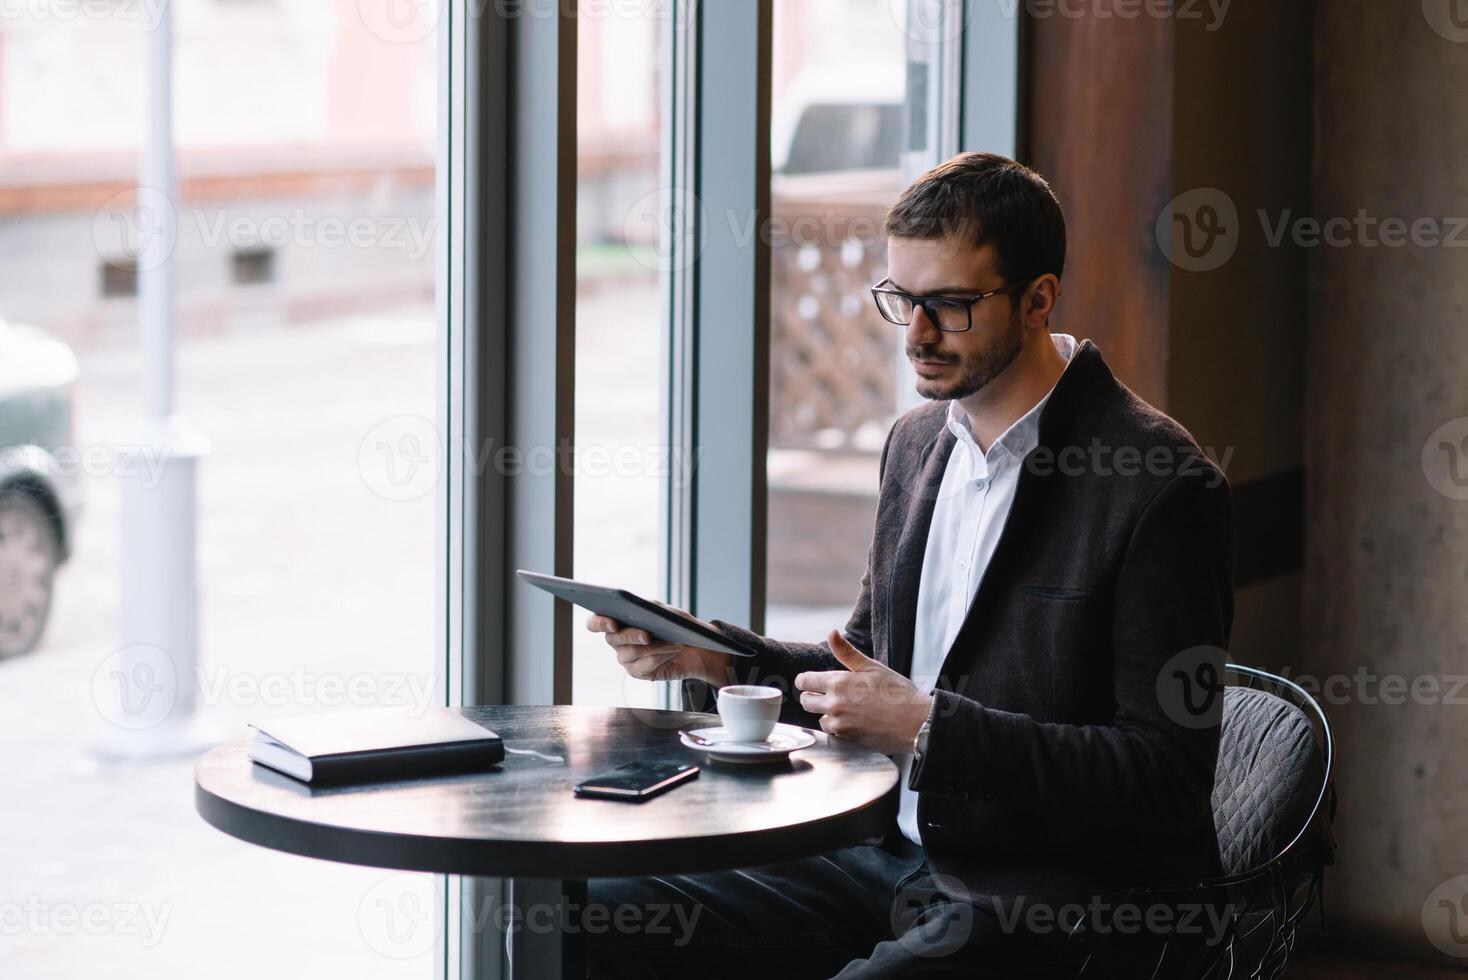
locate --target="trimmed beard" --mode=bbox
[910,307,1025,402]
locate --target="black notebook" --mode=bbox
[248,707,504,786]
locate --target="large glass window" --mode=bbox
[765,0,932,639]
[571,1,669,707]
[1,3,441,976]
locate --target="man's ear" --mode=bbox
[1022,274,1061,328]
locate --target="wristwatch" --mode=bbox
[912,711,933,759]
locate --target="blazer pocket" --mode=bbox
[1017,585,1089,601]
[1012,586,1098,721]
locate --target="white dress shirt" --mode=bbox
[897,333,1078,845]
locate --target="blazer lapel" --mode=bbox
[938,339,1111,656]
[886,423,955,678]
[883,339,1112,679]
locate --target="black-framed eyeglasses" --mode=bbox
[869,277,1031,333]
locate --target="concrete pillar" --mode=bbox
[1307,0,1468,962]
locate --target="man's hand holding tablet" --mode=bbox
[516,570,740,685]
[586,608,731,685]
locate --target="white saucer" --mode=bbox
[679,724,817,764]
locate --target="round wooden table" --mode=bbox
[195,704,899,978]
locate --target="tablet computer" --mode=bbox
[516,570,758,658]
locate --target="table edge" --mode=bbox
[194,768,898,879]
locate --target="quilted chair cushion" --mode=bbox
[1211,687,1325,877]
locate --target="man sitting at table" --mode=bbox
[585,151,1232,979]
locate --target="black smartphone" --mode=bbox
[573,761,699,801]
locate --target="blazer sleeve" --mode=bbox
[712,552,878,727]
[908,468,1234,834]
[708,421,897,727]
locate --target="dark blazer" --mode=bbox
[716,339,1233,910]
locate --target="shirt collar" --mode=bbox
[945,333,1078,467]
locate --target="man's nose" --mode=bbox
[905,303,943,348]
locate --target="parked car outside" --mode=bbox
[0,320,81,658]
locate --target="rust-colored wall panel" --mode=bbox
[1022,7,1174,407]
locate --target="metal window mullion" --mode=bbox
[454,1,576,977]
[685,0,772,633]
[441,0,482,977]
[503,2,578,708]
[455,0,512,711]
[661,0,700,709]
[936,0,965,161]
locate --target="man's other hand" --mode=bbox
[795,630,933,755]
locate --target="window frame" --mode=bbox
[440,0,580,976]
[677,0,774,632]
[441,1,1019,974]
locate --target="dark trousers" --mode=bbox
[584,833,1074,979]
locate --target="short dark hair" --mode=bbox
[884,152,1067,287]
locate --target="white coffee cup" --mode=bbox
[716,685,783,743]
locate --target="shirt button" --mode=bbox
[957,559,968,570]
